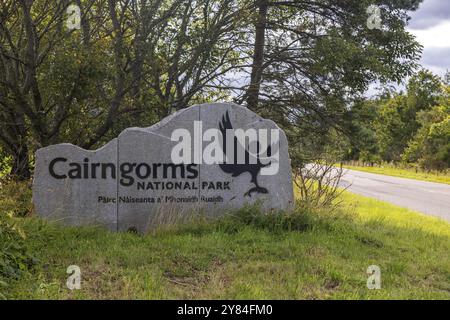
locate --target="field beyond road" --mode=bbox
[2,191,449,300]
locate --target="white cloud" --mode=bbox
[408,21,450,48]
[407,21,450,77]
[365,1,450,96]
[408,0,450,30]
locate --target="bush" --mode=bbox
[294,162,346,209]
[0,149,11,178]
[149,202,331,236]
[0,178,32,217]
[157,201,350,237]
[215,204,316,234]
[155,203,321,237]
[0,213,35,297]
[403,106,450,171]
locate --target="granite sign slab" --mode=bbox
[33,103,294,232]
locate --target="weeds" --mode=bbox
[216,204,313,234]
[0,213,35,289]
[0,177,32,217]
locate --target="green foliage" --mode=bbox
[343,100,379,162]
[0,213,35,295]
[428,117,450,166]
[403,103,450,170]
[0,149,11,177]
[0,179,35,298]
[374,95,410,161]
[406,70,442,112]
[0,178,33,217]
[215,204,315,234]
[0,0,426,178]
[374,71,443,162]
[345,71,449,170]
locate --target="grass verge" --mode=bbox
[343,165,450,185]
[1,192,449,300]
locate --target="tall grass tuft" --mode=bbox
[0,177,32,217]
[0,213,35,297]
[215,204,314,234]
[155,202,339,236]
[145,203,209,234]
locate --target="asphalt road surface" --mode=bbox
[340,169,450,223]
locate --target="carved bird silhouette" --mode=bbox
[218,111,273,197]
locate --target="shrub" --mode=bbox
[0,213,35,294]
[0,178,32,217]
[155,202,346,237]
[294,162,347,209]
[215,204,315,234]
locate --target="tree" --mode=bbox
[239,0,423,111]
[232,0,424,167]
[0,0,429,178]
[373,95,407,161]
[373,71,441,162]
[344,99,380,164]
[0,0,241,178]
[403,85,450,170]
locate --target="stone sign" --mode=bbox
[33,103,294,232]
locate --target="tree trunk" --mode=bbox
[10,144,31,180]
[246,0,268,111]
[76,0,92,47]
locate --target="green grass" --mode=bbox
[2,192,449,300]
[343,165,450,185]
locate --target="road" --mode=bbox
[340,169,450,222]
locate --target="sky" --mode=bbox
[407,0,450,77]
[366,0,450,96]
